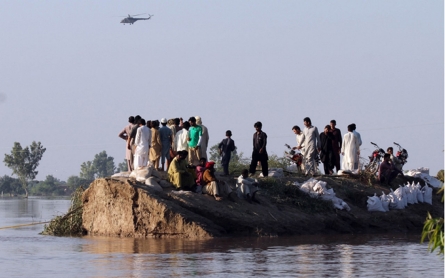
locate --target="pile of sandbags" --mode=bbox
[296,178,351,211]
[404,167,443,188]
[111,164,174,191]
[259,168,284,178]
[367,181,433,212]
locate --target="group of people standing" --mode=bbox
[290,118,362,176]
[118,115,210,173]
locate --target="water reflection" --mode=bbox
[76,235,443,277]
[0,198,443,278]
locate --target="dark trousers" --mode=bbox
[249,151,268,177]
[332,151,341,172]
[222,162,229,175]
[323,163,333,175]
[379,170,399,184]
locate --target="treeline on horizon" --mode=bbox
[0,151,126,197]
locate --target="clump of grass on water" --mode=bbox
[258,178,333,213]
[41,187,84,236]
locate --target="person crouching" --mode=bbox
[202,161,235,201]
[168,151,195,190]
[236,169,260,204]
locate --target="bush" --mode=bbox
[437,170,444,183]
[41,187,84,236]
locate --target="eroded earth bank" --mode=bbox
[81,171,444,239]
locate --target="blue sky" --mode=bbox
[0,0,443,180]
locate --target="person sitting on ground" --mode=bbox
[168,151,195,190]
[236,169,260,204]
[387,147,403,171]
[378,153,403,185]
[195,157,207,193]
[202,161,235,201]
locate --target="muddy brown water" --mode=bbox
[0,197,443,277]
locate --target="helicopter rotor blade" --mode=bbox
[131,13,146,17]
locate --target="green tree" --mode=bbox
[0,175,23,196]
[116,159,128,173]
[209,143,249,175]
[3,141,46,198]
[29,175,66,196]
[80,151,115,180]
[67,175,91,191]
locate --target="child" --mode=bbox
[218,130,236,176]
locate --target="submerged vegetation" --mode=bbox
[41,187,84,236]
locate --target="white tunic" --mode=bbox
[174,129,189,152]
[134,126,151,168]
[299,126,321,158]
[353,130,362,146]
[341,132,360,170]
[296,133,306,156]
[236,175,258,199]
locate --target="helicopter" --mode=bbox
[120,14,153,25]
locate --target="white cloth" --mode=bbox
[134,126,151,168]
[236,175,258,199]
[341,132,360,171]
[353,130,362,146]
[296,133,306,157]
[173,129,189,152]
[299,126,320,175]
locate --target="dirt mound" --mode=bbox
[81,174,443,238]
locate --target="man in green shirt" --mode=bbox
[187,117,202,165]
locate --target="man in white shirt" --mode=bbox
[173,121,190,153]
[351,123,362,169]
[297,117,321,176]
[341,124,360,171]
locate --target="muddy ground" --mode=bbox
[81,172,443,239]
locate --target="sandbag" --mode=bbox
[392,188,405,210]
[159,180,174,189]
[145,177,161,187]
[332,196,351,211]
[320,188,335,201]
[415,182,424,203]
[259,168,284,178]
[111,172,130,178]
[129,170,137,179]
[380,191,390,212]
[367,194,386,212]
[406,183,415,205]
[146,183,163,192]
[299,178,350,211]
[422,185,433,205]
[151,169,162,179]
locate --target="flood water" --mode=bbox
[0,197,443,278]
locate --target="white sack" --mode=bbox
[159,180,174,189]
[380,192,390,212]
[422,185,433,205]
[367,194,386,212]
[393,188,406,209]
[111,172,130,178]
